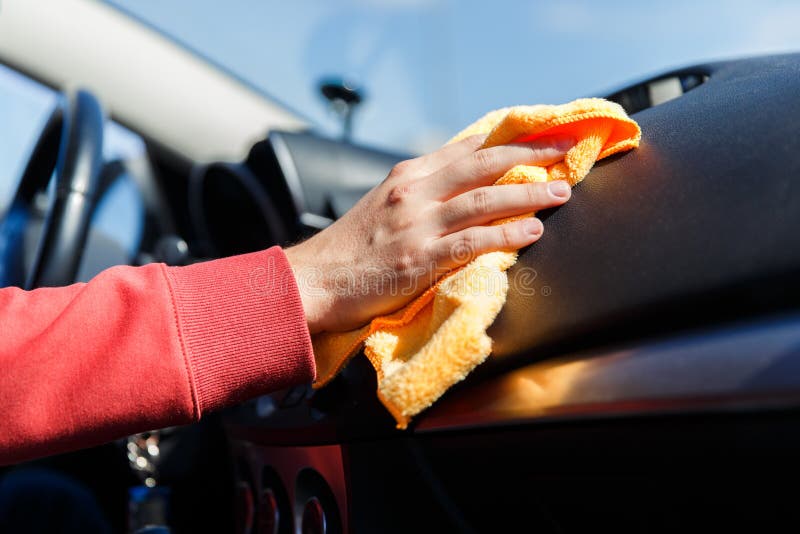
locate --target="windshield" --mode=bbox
[105,0,800,153]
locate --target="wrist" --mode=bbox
[284,243,329,334]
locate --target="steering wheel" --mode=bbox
[1,89,105,289]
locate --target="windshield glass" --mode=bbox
[105,0,800,153]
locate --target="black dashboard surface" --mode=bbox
[488,53,800,365]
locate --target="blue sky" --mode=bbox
[2,0,800,200]
[105,0,800,152]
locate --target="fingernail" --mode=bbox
[523,218,543,236]
[548,180,571,198]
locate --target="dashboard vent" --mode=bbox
[608,72,708,114]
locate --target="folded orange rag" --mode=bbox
[312,98,641,428]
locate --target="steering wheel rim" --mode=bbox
[7,89,105,289]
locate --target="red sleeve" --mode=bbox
[0,246,315,465]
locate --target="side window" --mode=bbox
[95,122,148,259]
[0,63,57,212]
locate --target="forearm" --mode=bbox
[0,246,314,465]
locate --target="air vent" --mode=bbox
[260,467,292,534]
[608,72,708,114]
[294,469,342,534]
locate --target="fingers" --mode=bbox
[436,181,571,233]
[432,217,544,270]
[412,134,487,175]
[425,135,575,200]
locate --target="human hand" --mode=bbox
[284,134,575,333]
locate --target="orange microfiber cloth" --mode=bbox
[312,98,641,428]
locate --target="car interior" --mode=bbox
[2,3,800,532]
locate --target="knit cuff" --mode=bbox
[164,246,315,417]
